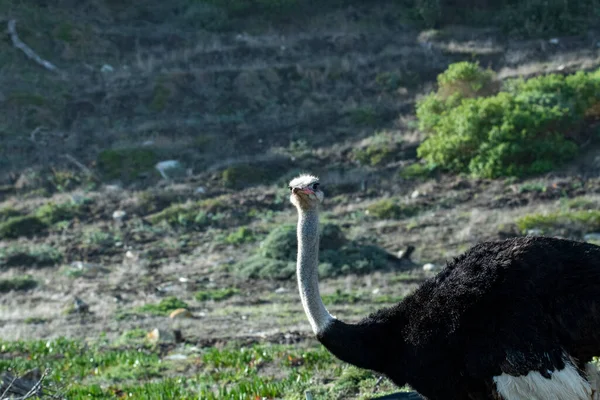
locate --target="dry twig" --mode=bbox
[7,19,60,74]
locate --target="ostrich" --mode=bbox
[289,174,600,400]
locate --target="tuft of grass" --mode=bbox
[0,275,38,293]
[0,244,62,268]
[367,199,421,220]
[135,296,189,316]
[195,288,240,302]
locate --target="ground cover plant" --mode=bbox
[0,336,403,399]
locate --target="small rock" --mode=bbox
[71,261,109,276]
[584,233,600,242]
[422,263,436,272]
[411,190,420,199]
[372,288,381,295]
[274,287,288,294]
[147,328,176,344]
[112,210,127,221]
[526,229,543,237]
[195,186,206,194]
[163,353,188,361]
[100,64,114,73]
[142,140,155,146]
[548,38,560,45]
[169,308,192,319]
[178,277,190,283]
[155,160,183,180]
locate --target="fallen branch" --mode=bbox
[8,19,60,73]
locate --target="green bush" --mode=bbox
[0,245,62,268]
[0,275,38,293]
[366,199,421,219]
[195,288,239,302]
[35,201,80,225]
[136,297,189,316]
[0,216,48,239]
[225,227,256,245]
[97,148,158,182]
[234,223,389,279]
[516,210,600,235]
[416,64,600,178]
[147,202,210,228]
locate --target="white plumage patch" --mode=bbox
[493,360,592,400]
[585,362,600,400]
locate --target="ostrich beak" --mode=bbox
[293,187,314,195]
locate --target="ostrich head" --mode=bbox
[289,174,324,211]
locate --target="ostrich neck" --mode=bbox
[296,208,334,334]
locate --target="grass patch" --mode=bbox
[0,215,48,239]
[146,197,228,229]
[0,244,62,268]
[35,201,82,225]
[0,275,38,293]
[516,210,600,235]
[195,288,239,302]
[399,163,436,180]
[366,199,422,220]
[135,296,189,316]
[234,223,391,280]
[0,335,403,399]
[97,148,159,182]
[224,227,257,245]
[352,131,401,167]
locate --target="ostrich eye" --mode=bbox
[288,186,292,191]
[312,183,320,190]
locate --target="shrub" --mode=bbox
[366,199,421,219]
[195,288,239,301]
[136,297,189,316]
[97,148,158,182]
[221,165,277,189]
[516,210,600,235]
[416,64,600,178]
[352,132,400,166]
[225,227,256,245]
[0,275,38,293]
[35,201,80,225]
[0,216,48,239]
[234,223,390,279]
[0,245,62,268]
[147,202,211,229]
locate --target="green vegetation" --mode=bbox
[0,207,22,221]
[195,288,239,301]
[235,223,391,279]
[221,164,280,189]
[0,336,401,399]
[352,132,401,166]
[96,148,159,182]
[0,215,48,239]
[417,62,600,178]
[367,199,421,220]
[35,201,81,224]
[135,296,189,316]
[224,226,257,245]
[146,198,228,229]
[322,289,362,305]
[516,210,600,235]
[0,244,62,268]
[0,275,38,293]
[399,163,436,180]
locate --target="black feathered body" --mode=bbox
[317,237,600,400]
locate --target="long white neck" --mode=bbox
[296,208,334,335]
